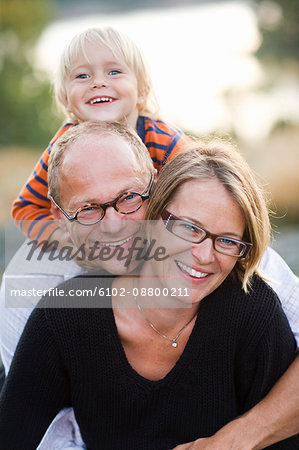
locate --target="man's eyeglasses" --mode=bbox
[161,209,252,258]
[50,174,154,226]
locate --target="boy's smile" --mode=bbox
[88,96,114,105]
[64,42,144,127]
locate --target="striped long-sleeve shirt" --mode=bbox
[12,116,189,241]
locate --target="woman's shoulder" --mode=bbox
[36,273,114,320]
[210,271,277,298]
[27,274,115,354]
[208,274,285,347]
[226,273,280,313]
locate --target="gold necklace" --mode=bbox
[133,287,197,348]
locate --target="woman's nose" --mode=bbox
[191,237,216,264]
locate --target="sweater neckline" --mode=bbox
[106,301,203,388]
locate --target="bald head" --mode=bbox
[48,121,153,203]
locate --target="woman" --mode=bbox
[0,139,297,449]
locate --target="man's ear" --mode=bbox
[51,203,68,232]
[51,202,61,220]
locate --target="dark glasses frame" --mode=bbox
[161,209,252,258]
[49,174,154,226]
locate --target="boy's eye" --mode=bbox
[108,70,121,75]
[76,73,90,79]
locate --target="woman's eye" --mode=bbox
[219,238,236,246]
[179,222,196,233]
[185,224,195,231]
[109,70,121,75]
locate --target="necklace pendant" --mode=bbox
[172,340,178,348]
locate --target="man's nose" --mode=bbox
[191,237,216,264]
[99,207,126,234]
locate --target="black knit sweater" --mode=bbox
[0,274,298,449]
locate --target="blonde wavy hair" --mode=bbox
[54,26,159,121]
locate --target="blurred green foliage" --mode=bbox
[1,0,51,40]
[255,0,299,60]
[0,0,62,148]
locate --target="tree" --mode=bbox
[0,0,62,148]
[254,0,299,61]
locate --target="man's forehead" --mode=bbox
[60,167,147,208]
[61,173,147,209]
[60,132,143,182]
[65,132,136,161]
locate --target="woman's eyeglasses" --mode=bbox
[161,209,252,258]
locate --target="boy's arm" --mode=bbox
[11,146,57,241]
[162,126,190,166]
[173,354,299,449]
[140,117,189,171]
[11,123,74,242]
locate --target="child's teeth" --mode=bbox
[90,97,113,104]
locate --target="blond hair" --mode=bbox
[54,26,159,120]
[48,121,153,202]
[145,138,271,292]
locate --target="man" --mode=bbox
[1,121,156,448]
[48,120,154,276]
[0,121,298,449]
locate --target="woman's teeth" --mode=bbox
[176,261,208,278]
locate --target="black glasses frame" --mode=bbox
[161,209,252,258]
[50,174,154,226]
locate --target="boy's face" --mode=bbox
[64,43,144,128]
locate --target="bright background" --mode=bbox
[1,0,299,274]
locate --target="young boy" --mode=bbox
[12,26,188,242]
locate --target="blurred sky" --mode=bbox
[34,0,299,140]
